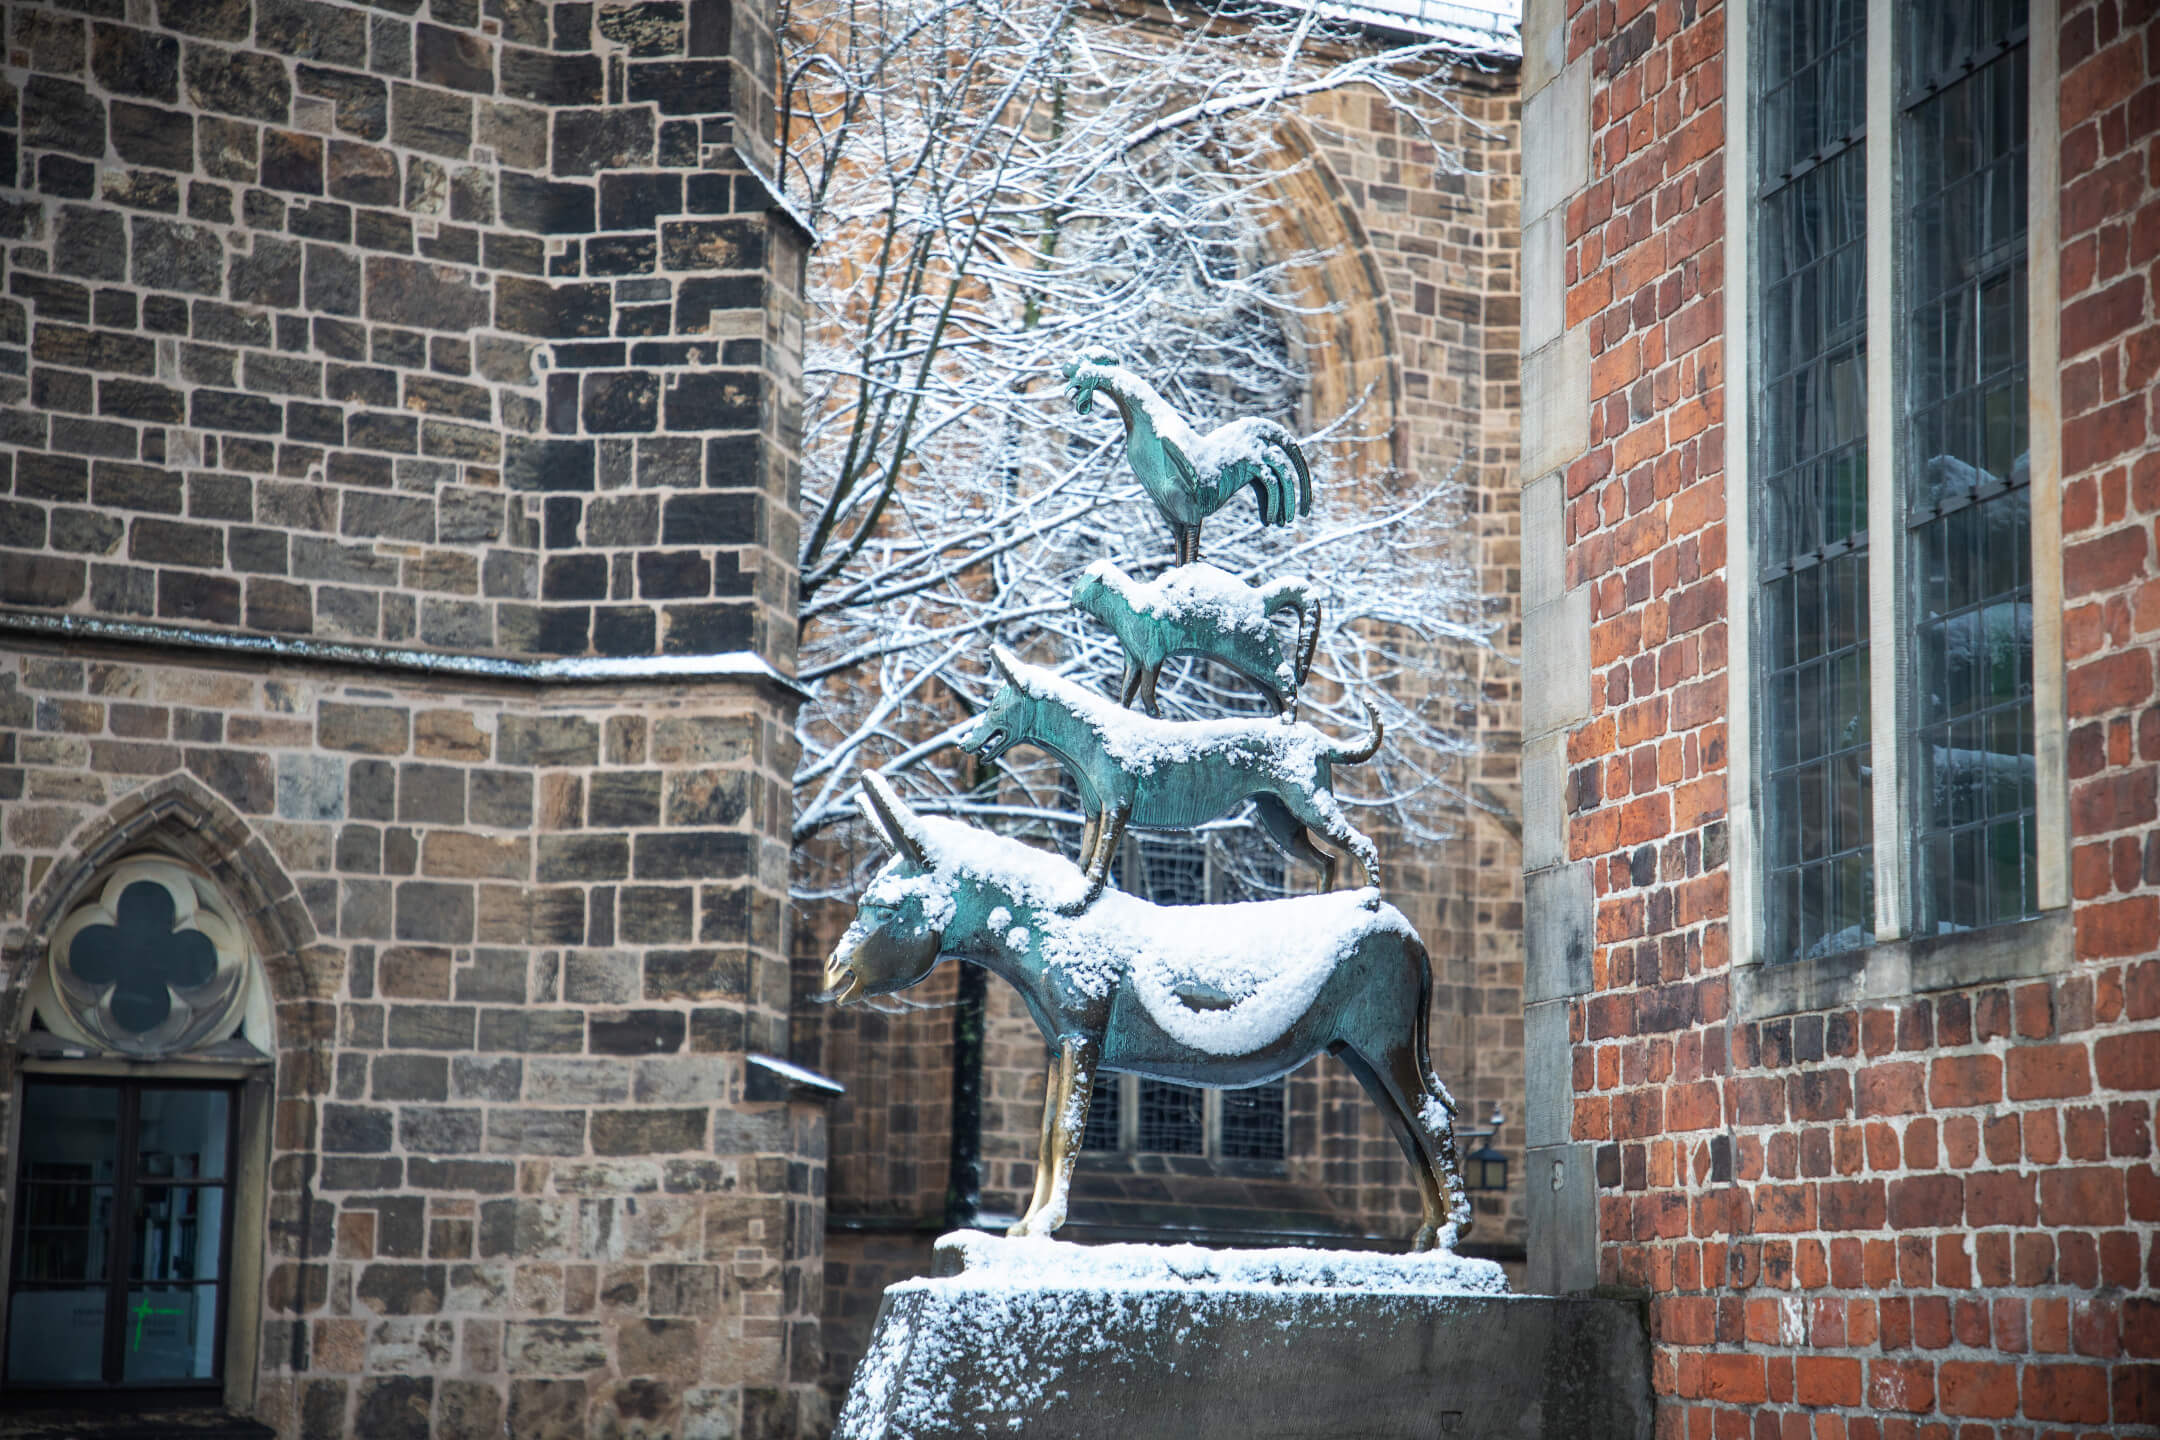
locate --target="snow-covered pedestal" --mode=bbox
[836,1233,1651,1440]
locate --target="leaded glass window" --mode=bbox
[1754,0,1875,963]
[1901,0,2035,933]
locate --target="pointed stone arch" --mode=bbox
[1255,116,1406,477]
[4,772,327,1034]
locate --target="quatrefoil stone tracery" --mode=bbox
[39,860,255,1058]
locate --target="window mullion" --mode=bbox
[103,1083,137,1386]
[1864,0,1909,942]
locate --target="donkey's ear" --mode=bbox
[855,790,898,853]
[989,644,1022,686]
[861,772,928,867]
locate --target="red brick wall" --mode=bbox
[1550,0,2159,1433]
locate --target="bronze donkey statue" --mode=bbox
[819,774,1470,1249]
[1072,558,1320,718]
[958,645,1383,909]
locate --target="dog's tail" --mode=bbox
[1327,697,1384,765]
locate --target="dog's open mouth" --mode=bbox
[964,726,1008,758]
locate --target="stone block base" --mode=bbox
[836,1233,1651,1439]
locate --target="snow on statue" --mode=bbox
[817,775,1471,1251]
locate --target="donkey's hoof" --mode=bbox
[1056,894,1098,917]
[1360,887,1382,910]
[1412,1223,1441,1252]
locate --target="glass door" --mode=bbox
[6,1079,235,1393]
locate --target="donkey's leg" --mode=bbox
[1331,1039,1450,1251]
[1383,1043,1469,1250]
[1063,799,1129,913]
[1252,796,1335,890]
[1119,657,1144,709]
[1284,791,1381,894]
[1009,1035,1101,1238]
[1137,665,1161,716]
[1010,1051,1063,1236]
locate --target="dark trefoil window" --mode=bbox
[1754,0,1875,963]
[1900,0,2035,933]
[6,1080,234,1391]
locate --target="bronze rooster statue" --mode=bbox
[1062,349,1312,563]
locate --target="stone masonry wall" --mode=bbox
[0,0,803,670]
[0,0,831,1432]
[1521,0,2159,1435]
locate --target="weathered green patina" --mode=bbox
[1063,349,1312,564]
[1072,559,1319,717]
[957,645,1381,907]
[819,775,1468,1249]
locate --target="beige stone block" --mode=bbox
[1522,209,1565,354]
[1522,0,1569,96]
[1520,326,1591,482]
[1521,585,1591,739]
[1521,731,1568,873]
[1522,470,1566,611]
[1523,57,1590,224]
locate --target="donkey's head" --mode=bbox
[954,645,1035,764]
[818,774,950,1007]
[1060,347,1121,417]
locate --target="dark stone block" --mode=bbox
[185,45,292,121]
[37,154,99,200]
[498,171,596,235]
[288,197,353,241]
[399,1105,482,1153]
[499,46,602,105]
[92,23,181,100]
[403,374,490,420]
[50,509,123,555]
[99,379,186,424]
[395,882,475,943]
[660,217,763,271]
[597,172,681,231]
[674,274,763,331]
[191,388,283,434]
[34,368,95,415]
[634,550,711,600]
[644,948,744,1001]
[592,606,656,656]
[320,1157,404,1190]
[390,81,472,157]
[92,461,182,512]
[17,454,90,503]
[260,0,367,64]
[658,118,699,167]
[324,141,398,206]
[305,245,363,316]
[323,1102,395,1152]
[407,1157,517,1191]
[245,577,312,632]
[347,412,419,453]
[660,492,755,545]
[132,216,224,295]
[552,108,655,177]
[0,557,87,607]
[626,60,729,114]
[355,208,415,253]
[297,65,388,140]
[14,275,94,323]
[287,401,345,444]
[156,0,252,41]
[597,0,684,55]
[259,129,324,193]
[495,276,610,338]
[582,371,657,433]
[185,746,272,812]
[659,601,751,654]
[483,231,546,275]
[230,235,304,307]
[590,1107,703,1153]
[687,0,728,55]
[110,101,196,173]
[632,831,750,881]
[705,432,761,486]
[503,437,595,492]
[475,1009,585,1054]
[24,78,105,158]
[542,553,608,601]
[587,236,656,277]
[50,209,126,284]
[415,23,494,92]
[355,1269,446,1324]
[364,256,490,330]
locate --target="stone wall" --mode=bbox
[0,0,829,1431]
[1518,0,2159,1434]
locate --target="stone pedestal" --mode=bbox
[836,1234,1651,1440]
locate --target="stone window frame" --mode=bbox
[0,851,280,1418]
[1724,0,2070,1020]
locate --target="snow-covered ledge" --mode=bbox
[837,1231,1651,1440]
[0,609,809,700]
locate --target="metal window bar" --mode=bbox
[1900,2,2035,936]
[1753,0,1877,963]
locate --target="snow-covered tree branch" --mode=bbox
[779,0,1504,897]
